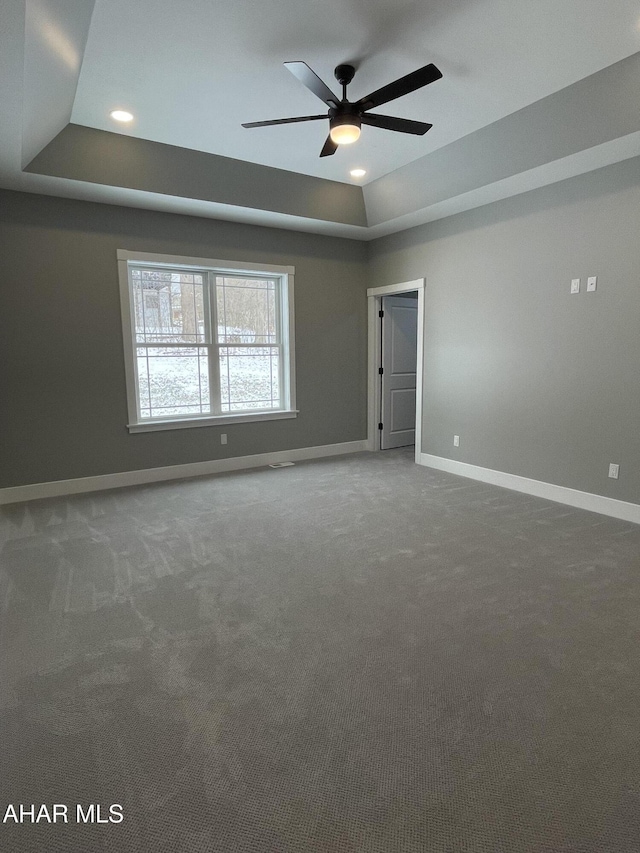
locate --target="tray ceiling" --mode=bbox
[2,0,640,238]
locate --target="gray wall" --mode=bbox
[0,190,368,488]
[4,154,640,503]
[368,157,640,504]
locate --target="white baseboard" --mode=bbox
[0,440,369,505]
[419,453,640,525]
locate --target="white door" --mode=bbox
[381,295,418,449]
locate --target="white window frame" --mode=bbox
[117,249,297,433]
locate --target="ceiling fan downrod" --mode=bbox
[334,64,356,101]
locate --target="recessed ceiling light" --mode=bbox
[350,168,367,178]
[110,110,134,123]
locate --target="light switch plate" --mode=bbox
[587,276,597,292]
[453,435,460,447]
[571,278,580,294]
[608,463,619,480]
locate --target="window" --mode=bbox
[117,251,296,432]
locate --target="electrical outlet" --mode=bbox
[221,434,227,445]
[608,463,619,480]
[570,278,580,294]
[453,435,460,447]
[587,276,597,292]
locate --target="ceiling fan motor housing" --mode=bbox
[329,99,361,118]
[329,111,362,132]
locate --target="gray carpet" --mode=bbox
[2,449,640,852]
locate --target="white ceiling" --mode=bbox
[2,0,640,237]
[71,0,640,183]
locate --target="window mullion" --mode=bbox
[205,272,222,415]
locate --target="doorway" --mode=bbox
[380,294,418,449]
[367,279,425,460]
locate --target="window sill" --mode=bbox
[127,410,298,434]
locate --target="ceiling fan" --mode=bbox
[242,60,442,157]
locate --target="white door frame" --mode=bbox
[366,279,425,461]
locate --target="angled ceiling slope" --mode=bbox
[5,0,640,239]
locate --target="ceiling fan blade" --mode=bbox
[285,61,340,108]
[361,113,432,135]
[242,114,327,129]
[320,135,338,157]
[356,63,442,110]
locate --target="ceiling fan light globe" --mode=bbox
[330,124,361,145]
[329,114,362,145]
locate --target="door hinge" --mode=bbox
[378,367,383,375]
[378,422,383,430]
[379,309,384,318]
